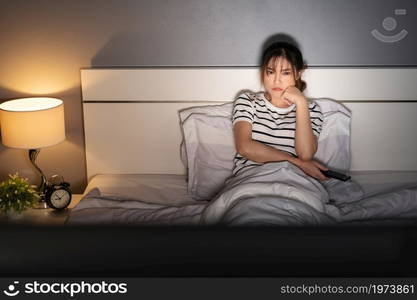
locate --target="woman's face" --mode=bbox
[263,56,300,100]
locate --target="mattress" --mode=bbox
[80,171,417,204]
[68,171,417,226]
[79,174,197,206]
[349,170,417,199]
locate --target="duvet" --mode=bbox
[67,162,417,226]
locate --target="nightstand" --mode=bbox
[0,194,83,226]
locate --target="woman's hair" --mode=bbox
[260,41,307,92]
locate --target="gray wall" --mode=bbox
[0,0,416,193]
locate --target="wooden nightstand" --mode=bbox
[0,194,83,226]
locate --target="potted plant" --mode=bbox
[0,173,40,218]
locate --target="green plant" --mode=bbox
[0,173,40,213]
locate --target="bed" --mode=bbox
[42,67,417,276]
[68,67,417,227]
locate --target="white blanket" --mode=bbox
[67,162,417,226]
[200,161,334,226]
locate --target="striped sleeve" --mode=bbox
[232,93,254,125]
[309,101,323,138]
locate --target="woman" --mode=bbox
[232,41,329,181]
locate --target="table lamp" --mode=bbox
[0,97,65,207]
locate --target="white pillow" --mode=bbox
[182,113,234,200]
[180,98,351,200]
[179,103,233,172]
[313,111,351,171]
[313,98,352,172]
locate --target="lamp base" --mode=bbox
[29,149,49,209]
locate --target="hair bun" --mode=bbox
[298,79,307,92]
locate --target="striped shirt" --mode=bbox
[232,91,323,175]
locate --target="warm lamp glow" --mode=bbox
[0,97,65,149]
[0,45,81,94]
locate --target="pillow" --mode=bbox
[313,98,352,172]
[313,111,351,172]
[179,98,351,200]
[182,113,235,200]
[314,98,351,116]
[179,103,233,171]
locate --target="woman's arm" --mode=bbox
[234,121,328,180]
[294,100,318,160]
[234,121,300,163]
[281,86,318,161]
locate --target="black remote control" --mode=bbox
[321,170,351,181]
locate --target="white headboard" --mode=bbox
[81,68,417,181]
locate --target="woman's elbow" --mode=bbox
[236,142,251,158]
[296,139,318,161]
[296,146,317,161]
[297,152,314,161]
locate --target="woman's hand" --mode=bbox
[293,159,330,181]
[282,86,307,107]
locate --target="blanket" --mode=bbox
[67,162,417,226]
[200,161,334,226]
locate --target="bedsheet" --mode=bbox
[67,163,417,226]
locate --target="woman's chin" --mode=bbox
[268,91,283,99]
[271,90,283,95]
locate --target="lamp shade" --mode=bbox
[0,97,65,149]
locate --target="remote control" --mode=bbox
[321,170,351,181]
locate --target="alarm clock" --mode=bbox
[44,180,72,210]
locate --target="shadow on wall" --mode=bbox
[91,30,219,67]
[91,32,152,67]
[258,33,305,66]
[90,31,307,70]
[90,31,306,67]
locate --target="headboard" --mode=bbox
[81,68,417,181]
